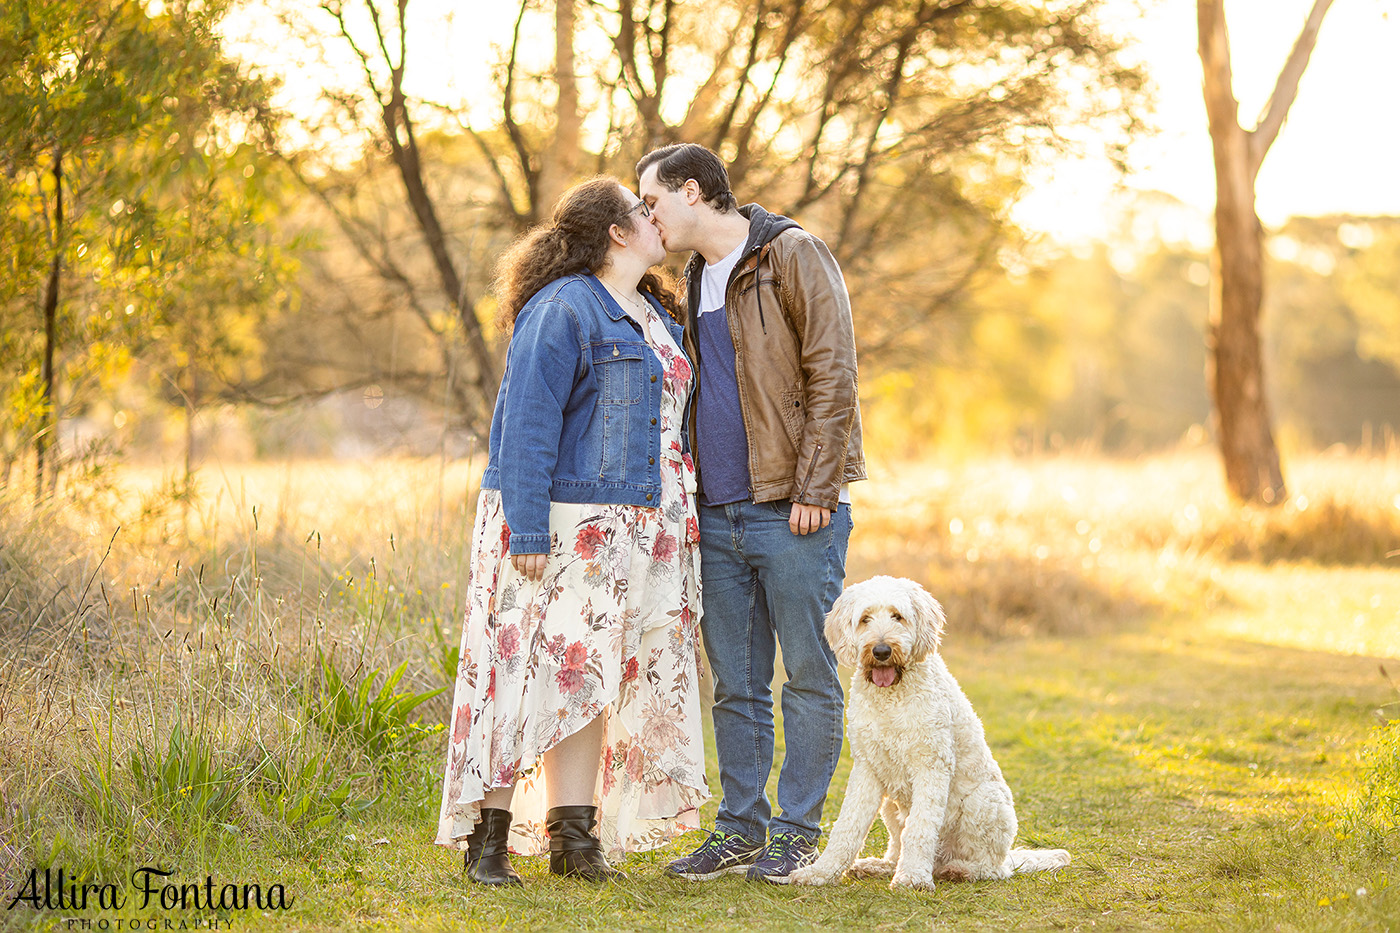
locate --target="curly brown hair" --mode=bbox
[492,176,679,331]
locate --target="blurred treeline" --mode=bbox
[3,0,1398,490]
[880,206,1400,458]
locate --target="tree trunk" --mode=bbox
[1206,147,1285,503]
[35,147,63,503]
[381,90,498,429]
[538,0,580,209]
[1197,0,1297,505]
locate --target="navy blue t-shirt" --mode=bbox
[695,242,751,505]
[695,305,751,505]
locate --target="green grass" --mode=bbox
[10,621,1393,932]
[1,452,1398,931]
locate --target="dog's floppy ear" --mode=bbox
[823,585,862,667]
[906,581,947,659]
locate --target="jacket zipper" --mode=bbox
[798,442,821,501]
[755,261,767,334]
[743,246,768,334]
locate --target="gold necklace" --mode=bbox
[600,278,649,317]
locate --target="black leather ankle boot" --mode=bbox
[546,805,620,880]
[464,807,522,886]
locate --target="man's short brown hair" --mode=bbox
[636,143,738,213]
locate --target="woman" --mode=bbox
[435,178,707,885]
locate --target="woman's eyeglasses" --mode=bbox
[626,201,652,219]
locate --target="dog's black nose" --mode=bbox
[872,644,892,661]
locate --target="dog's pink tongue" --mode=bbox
[871,667,897,688]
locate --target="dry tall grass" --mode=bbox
[1,449,1397,893]
[0,457,482,882]
[851,450,1400,637]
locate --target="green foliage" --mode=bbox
[70,704,137,838]
[126,718,244,826]
[864,209,1400,455]
[0,371,48,470]
[251,745,374,834]
[1345,224,1400,367]
[0,0,294,484]
[1267,216,1400,447]
[72,712,247,837]
[312,651,445,762]
[1357,720,1400,844]
[427,616,463,690]
[5,456,1400,929]
[1350,673,1400,853]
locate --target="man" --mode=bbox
[636,144,865,883]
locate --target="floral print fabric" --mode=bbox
[436,302,708,858]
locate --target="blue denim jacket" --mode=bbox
[481,273,690,555]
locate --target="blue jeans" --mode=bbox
[698,499,852,842]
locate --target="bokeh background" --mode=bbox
[2,2,1399,929]
[4,0,1398,477]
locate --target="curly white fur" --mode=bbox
[790,575,1070,892]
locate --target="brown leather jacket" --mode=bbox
[679,204,866,510]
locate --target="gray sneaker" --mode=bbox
[665,830,765,881]
[746,831,818,884]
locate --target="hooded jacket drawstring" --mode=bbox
[754,247,768,334]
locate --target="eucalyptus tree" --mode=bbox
[1197,0,1336,503]
[0,0,288,491]
[477,0,1149,370]
[255,0,1146,437]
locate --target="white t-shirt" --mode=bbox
[699,241,746,315]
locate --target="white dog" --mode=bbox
[790,576,1070,891]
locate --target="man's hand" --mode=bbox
[789,502,832,536]
[511,553,547,581]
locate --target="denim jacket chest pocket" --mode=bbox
[589,339,650,481]
[591,339,647,404]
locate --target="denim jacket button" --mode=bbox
[646,493,654,502]
[613,345,619,356]
[650,374,657,383]
[651,417,657,425]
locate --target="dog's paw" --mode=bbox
[934,861,975,882]
[789,865,838,886]
[890,871,937,892]
[849,857,895,878]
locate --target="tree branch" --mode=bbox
[463,123,529,229]
[836,2,924,253]
[727,2,805,183]
[709,0,770,151]
[501,0,540,218]
[1247,0,1335,174]
[677,10,745,141]
[321,2,384,107]
[650,0,676,108]
[610,0,649,104]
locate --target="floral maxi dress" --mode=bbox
[436,301,708,858]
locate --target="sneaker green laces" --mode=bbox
[665,830,765,881]
[745,831,818,884]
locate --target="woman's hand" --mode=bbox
[511,553,548,581]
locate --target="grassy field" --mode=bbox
[1,451,1398,931]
